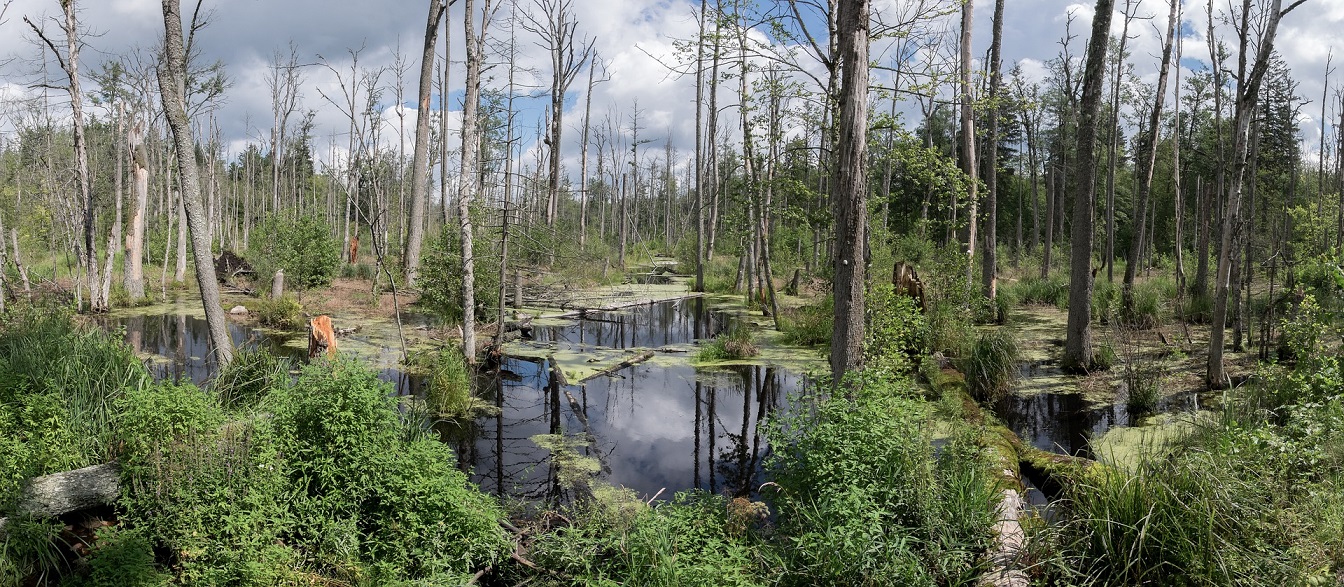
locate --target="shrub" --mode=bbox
[764,375,996,586]
[73,527,170,587]
[250,214,340,290]
[955,329,1018,402]
[267,360,508,581]
[865,283,929,376]
[529,491,765,587]
[418,225,501,324]
[250,295,302,330]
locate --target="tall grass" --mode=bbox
[956,329,1019,402]
[212,347,288,412]
[0,306,149,465]
[696,325,758,362]
[1006,275,1069,308]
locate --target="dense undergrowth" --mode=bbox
[5,240,1344,585]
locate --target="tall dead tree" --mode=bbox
[266,44,302,216]
[1122,0,1178,318]
[458,0,496,363]
[830,0,870,383]
[1061,0,1115,373]
[158,0,233,367]
[1208,0,1304,388]
[958,0,978,289]
[524,0,594,238]
[403,0,448,283]
[26,1,103,311]
[982,0,1005,299]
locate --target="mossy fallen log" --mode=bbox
[0,463,121,536]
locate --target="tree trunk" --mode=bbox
[1122,0,1178,319]
[158,0,234,368]
[403,0,446,284]
[959,0,978,290]
[830,0,870,383]
[982,0,1005,299]
[1209,0,1294,388]
[458,0,492,363]
[1105,3,1134,284]
[1062,0,1115,373]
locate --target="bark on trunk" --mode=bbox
[1062,0,1115,373]
[830,0,870,383]
[403,0,447,284]
[159,0,234,368]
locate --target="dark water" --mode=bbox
[101,298,804,502]
[996,359,1201,459]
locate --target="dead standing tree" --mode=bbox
[158,0,233,367]
[522,0,595,243]
[26,1,104,312]
[1207,0,1308,388]
[402,0,449,284]
[830,0,870,383]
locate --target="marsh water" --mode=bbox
[99,297,804,502]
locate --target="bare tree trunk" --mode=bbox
[579,58,601,248]
[1105,2,1135,284]
[1122,0,1178,319]
[458,0,494,363]
[1062,0,1115,373]
[158,0,233,367]
[26,3,103,311]
[1209,0,1296,388]
[982,0,1004,299]
[403,0,447,283]
[959,0,978,290]
[830,0,869,383]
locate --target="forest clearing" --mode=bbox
[3,0,1344,585]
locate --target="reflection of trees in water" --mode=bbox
[706,365,782,496]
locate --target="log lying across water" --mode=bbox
[0,463,121,535]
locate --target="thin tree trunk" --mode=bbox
[959,0,978,290]
[1122,0,1177,319]
[982,0,1004,299]
[403,0,447,283]
[158,0,234,367]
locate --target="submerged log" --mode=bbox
[576,351,655,384]
[0,463,121,536]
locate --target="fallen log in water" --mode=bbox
[576,351,655,384]
[0,463,121,536]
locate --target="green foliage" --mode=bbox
[250,214,340,290]
[0,516,65,585]
[0,306,149,489]
[764,375,996,586]
[1120,279,1166,328]
[72,527,170,587]
[864,283,929,377]
[955,329,1018,402]
[266,360,509,581]
[529,492,765,587]
[778,297,832,346]
[249,295,302,330]
[418,225,501,324]
[697,325,759,362]
[407,346,484,419]
[1006,274,1069,308]
[1278,294,1328,365]
[1091,280,1118,325]
[211,347,288,412]
[116,382,292,586]
[339,261,377,280]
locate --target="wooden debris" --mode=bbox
[308,315,338,358]
[0,463,121,536]
[577,351,656,383]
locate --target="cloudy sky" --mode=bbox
[2,0,1343,179]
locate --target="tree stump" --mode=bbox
[308,315,338,358]
[272,269,285,299]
